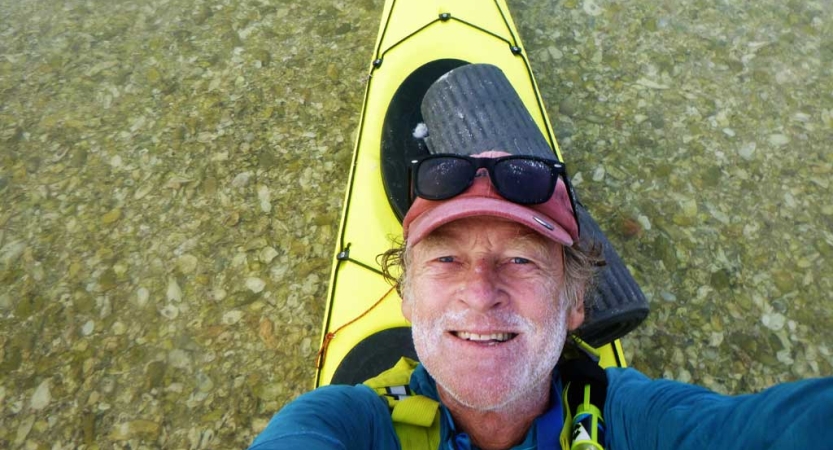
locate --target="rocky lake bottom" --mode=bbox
[1,0,831,447]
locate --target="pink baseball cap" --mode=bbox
[402,151,579,248]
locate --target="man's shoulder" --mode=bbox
[249,384,396,449]
[288,383,386,410]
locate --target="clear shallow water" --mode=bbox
[0,0,830,447]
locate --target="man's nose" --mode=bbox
[459,261,505,311]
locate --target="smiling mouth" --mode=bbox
[452,331,518,344]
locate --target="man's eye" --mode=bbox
[437,256,455,263]
[510,257,530,264]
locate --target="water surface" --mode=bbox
[1,0,830,447]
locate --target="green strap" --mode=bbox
[392,395,440,427]
[392,396,441,450]
[363,357,441,449]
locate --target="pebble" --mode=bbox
[768,134,790,146]
[783,191,797,209]
[680,198,698,217]
[252,417,270,434]
[582,0,603,16]
[776,349,794,365]
[660,291,677,302]
[167,278,182,302]
[81,320,95,336]
[1,240,27,266]
[211,288,227,301]
[547,46,563,60]
[196,372,214,392]
[592,167,605,181]
[15,416,35,446]
[160,304,180,320]
[709,331,724,347]
[635,78,670,90]
[258,317,278,349]
[168,349,192,370]
[30,379,51,410]
[133,183,154,200]
[244,238,268,253]
[636,214,652,231]
[101,208,122,225]
[232,171,252,188]
[258,383,285,401]
[178,254,198,274]
[222,310,243,325]
[113,261,128,276]
[246,277,266,293]
[558,97,577,117]
[112,321,127,335]
[136,287,150,307]
[109,420,161,441]
[762,312,786,331]
[738,142,756,160]
[300,337,312,357]
[772,270,796,292]
[260,246,279,264]
[258,185,272,213]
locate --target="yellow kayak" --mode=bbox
[314,0,647,388]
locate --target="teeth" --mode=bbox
[456,331,513,342]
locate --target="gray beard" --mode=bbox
[410,301,570,413]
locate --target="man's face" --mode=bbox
[402,216,584,411]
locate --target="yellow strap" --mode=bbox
[393,403,441,450]
[392,395,440,427]
[363,357,420,389]
[561,381,574,449]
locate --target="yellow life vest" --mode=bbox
[363,357,581,450]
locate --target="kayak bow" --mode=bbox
[315,0,641,388]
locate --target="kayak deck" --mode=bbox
[315,0,634,388]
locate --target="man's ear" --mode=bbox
[567,299,585,332]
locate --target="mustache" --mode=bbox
[418,309,535,333]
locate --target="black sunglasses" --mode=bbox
[409,153,578,213]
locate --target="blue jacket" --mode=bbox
[250,365,833,449]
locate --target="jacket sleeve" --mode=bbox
[604,367,833,450]
[248,384,399,450]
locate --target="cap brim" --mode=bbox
[406,195,575,248]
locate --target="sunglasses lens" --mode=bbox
[416,157,474,200]
[493,158,556,204]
